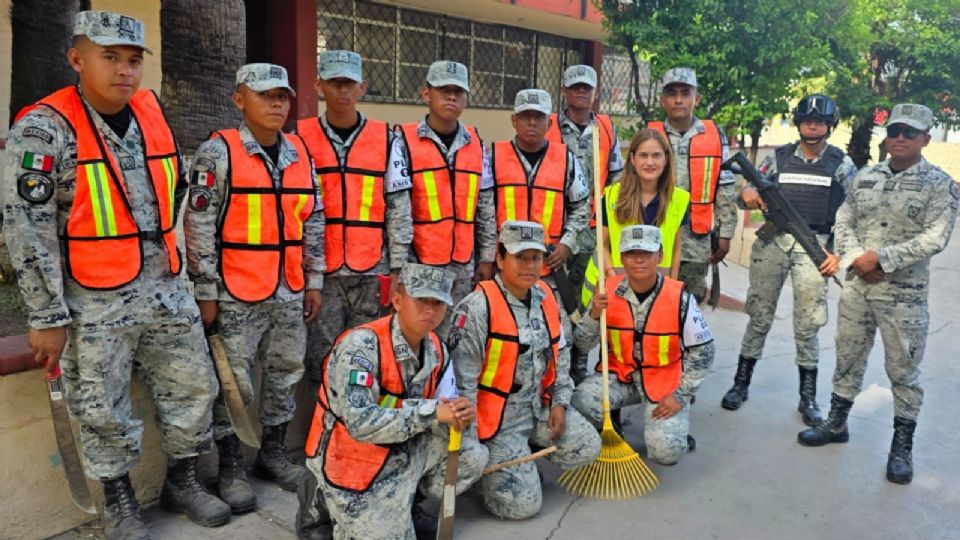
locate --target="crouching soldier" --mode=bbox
[298,263,488,540]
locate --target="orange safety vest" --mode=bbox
[399,122,484,265]
[648,120,722,235]
[475,280,560,441]
[17,86,182,289]
[492,140,567,245]
[547,112,614,227]
[604,275,684,402]
[298,117,388,273]
[305,315,446,492]
[216,129,315,303]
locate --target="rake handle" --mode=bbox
[592,128,612,423]
[482,445,558,475]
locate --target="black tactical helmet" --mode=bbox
[793,94,840,127]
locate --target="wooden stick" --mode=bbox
[483,446,558,475]
[592,128,612,418]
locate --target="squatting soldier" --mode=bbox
[297,50,410,387]
[491,88,591,339]
[648,67,738,303]
[298,263,487,540]
[184,64,323,510]
[393,60,497,332]
[572,225,714,465]
[799,104,958,485]
[450,221,600,519]
[723,94,857,426]
[3,11,229,537]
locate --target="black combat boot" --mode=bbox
[887,417,917,485]
[217,434,256,514]
[253,423,308,492]
[411,492,437,540]
[797,393,853,446]
[159,456,231,527]
[798,366,822,426]
[721,356,757,410]
[102,474,150,540]
[296,472,332,540]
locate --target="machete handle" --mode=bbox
[45,362,62,382]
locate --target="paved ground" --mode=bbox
[54,223,960,540]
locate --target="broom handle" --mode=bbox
[592,128,611,417]
[483,445,558,475]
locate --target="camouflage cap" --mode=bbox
[318,50,362,82]
[662,67,697,89]
[73,11,151,54]
[563,65,597,88]
[499,220,547,254]
[619,225,662,253]
[236,63,296,97]
[887,103,934,132]
[427,61,469,92]
[514,89,552,115]
[399,263,455,306]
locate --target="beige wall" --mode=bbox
[0,0,11,139]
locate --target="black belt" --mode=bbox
[140,230,161,242]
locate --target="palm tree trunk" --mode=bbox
[160,0,245,153]
[8,0,82,123]
[847,111,876,168]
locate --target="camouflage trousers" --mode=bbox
[739,238,828,367]
[480,407,600,519]
[305,275,381,384]
[832,284,928,421]
[678,261,709,305]
[59,308,217,481]
[572,374,690,465]
[306,428,488,540]
[212,299,306,440]
[566,226,597,296]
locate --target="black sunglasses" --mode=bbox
[886,124,925,140]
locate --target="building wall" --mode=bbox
[0,0,12,139]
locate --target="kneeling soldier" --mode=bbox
[299,263,487,540]
[571,225,714,465]
[449,221,600,519]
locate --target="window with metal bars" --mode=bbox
[599,46,656,117]
[316,0,587,110]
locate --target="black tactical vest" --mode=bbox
[774,143,846,234]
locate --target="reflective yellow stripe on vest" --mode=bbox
[481,339,504,388]
[379,395,399,408]
[160,157,177,224]
[541,191,557,236]
[610,329,626,365]
[503,186,517,221]
[85,162,118,237]
[293,194,309,238]
[700,157,717,203]
[465,173,478,221]
[247,194,262,244]
[658,335,671,366]
[423,171,442,221]
[359,176,376,221]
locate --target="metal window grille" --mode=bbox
[317,0,587,110]
[599,46,655,116]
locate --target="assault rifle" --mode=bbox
[722,152,842,287]
[546,245,581,323]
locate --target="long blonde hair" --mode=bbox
[614,128,676,226]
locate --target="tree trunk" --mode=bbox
[8,0,82,124]
[160,1,245,153]
[847,111,875,168]
[749,121,763,163]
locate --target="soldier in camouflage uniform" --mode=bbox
[572,225,714,465]
[298,50,411,388]
[547,65,625,385]
[650,68,738,303]
[798,104,959,485]
[392,61,497,334]
[723,95,857,426]
[3,11,229,538]
[184,64,323,512]
[449,221,600,520]
[298,263,487,540]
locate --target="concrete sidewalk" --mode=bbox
[55,224,960,540]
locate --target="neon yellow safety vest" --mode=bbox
[580,183,690,309]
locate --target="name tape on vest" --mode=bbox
[778,173,832,188]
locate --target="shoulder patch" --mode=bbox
[194,157,215,173]
[22,126,54,145]
[21,151,54,173]
[349,355,375,372]
[189,187,212,211]
[348,370,374,387]
[192,169,215,187]
[17,173,55,204]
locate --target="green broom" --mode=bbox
[557,126,659,499]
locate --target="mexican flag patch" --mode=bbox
[192,170,214,187]
[349,370,373,387]
[22,152,54,173]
